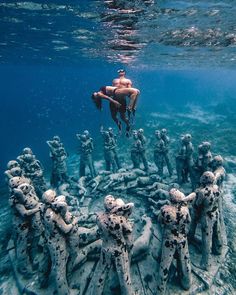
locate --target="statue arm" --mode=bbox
[4,170,12,179]
[15,203,39,217]
[55,214,73,234]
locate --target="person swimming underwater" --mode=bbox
[91,86,140,136]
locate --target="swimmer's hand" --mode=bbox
[112,100,121,108]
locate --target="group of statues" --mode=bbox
[4,127,227,295]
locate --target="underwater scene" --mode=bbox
[1,1,236,294]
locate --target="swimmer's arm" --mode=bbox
[15,203,39,217]
[97,91,118,105]
[127,79,132,88]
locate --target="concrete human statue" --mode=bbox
[196,141,212,173]
[4,160,21,181]
[210,155,226,225]
[137,128,147,146]
[210,155,226,190]
[47,136,69,187]
[13,183,44,267]
[76,132,96,178]
[17,148,47,197]
[108,127,121,169]
[175,133,194,185]
[192,141,213,189]
[42,189,73,295]
[53,196,100,275]
[9,180,42,277]
[189,171,223,270]
[157,188,196,295]
[160,128,173,176]
[153,130,166,177]
[130,130,149,172]
[87,195,134,295]
[100,126,120,172]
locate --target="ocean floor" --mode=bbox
[1,104,236,294]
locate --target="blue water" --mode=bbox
[1,0,236,177]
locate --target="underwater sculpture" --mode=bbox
[211,155,226,190]
[13,183,44,266]
[160,128,173,176]
[153,130,167,177]
[9,178,43,277]
[137,128,147,146]
[42,189,73,295]
[4,160,21,181]
[211,155,226,224]
[87,195,134,295]
[189,171,223,270]
[47,135,69,187]
[5,128,229,295]
[192,141,213,189]
[175,134,194,186]
[101,126,120,172]
[196,141,212,173]
[157,188,196,295]
[17,147,47,197]
[76,131,96,178]
[130,130,149,172]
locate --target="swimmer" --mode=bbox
[92,86,140,136]
[112,69,132,88]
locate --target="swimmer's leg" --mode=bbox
[120,111,130,137]
[110,104,122,131]
[128,89,140,112]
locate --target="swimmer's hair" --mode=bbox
[91,93,102,110]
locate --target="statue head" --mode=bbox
[211,155,224,168]
[79,134,87,142]
[53,135,61,142]
[9,176,25,189]
[7,160,19,170]
[42,189,57,204]
[22,147,33,155]
[108,127,113,135]
[169,188,185,203]
[83,130,90,137]
[161,128,167,135]
[132,130,138,139]
[182,134,192,144]
[18,183,33,194]
[155,130,161,139]
[10,167,22,177]
[201,141,211,152]
[24,153,35,163]
[111,198,134,217]
[200,171,215,185]
[138,128,144,135]
[52,200,68,215]
[104,195,116,212]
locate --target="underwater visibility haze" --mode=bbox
[1,0,236,294]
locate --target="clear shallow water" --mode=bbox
[0,0,236,67]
